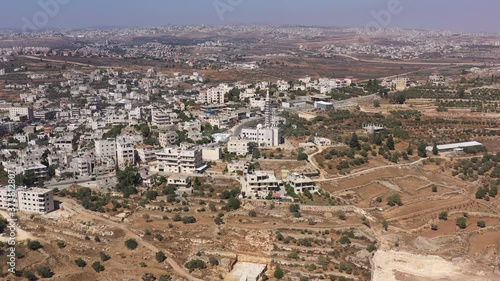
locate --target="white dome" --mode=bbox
[256,124,263,129]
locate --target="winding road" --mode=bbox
[58,197,204,281]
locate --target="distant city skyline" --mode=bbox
[1,0,499,33]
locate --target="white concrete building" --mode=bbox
[9,107,33,121]
[13,134,29,143]
[277,80,290,91]
[95,138,117,159]
[136,145,160,163]
[2,163,48,182]
[72,156,94,176]
[242,171,283,198]
[159,131,178,147]
[0,187,55,214]
[116,135,135,168]
[227,137,252,155]
[202,147,221,161]
[198,84,231,104]
[155,146,203,174]
[151,109,178,128]
[183,119,202,132]
[286,173,317,193]
[54,136,73,151]
[226,161,249,174]
[240,125,282,148]
[240,91,283,148]
[2,148,48,181]
[239,88,257,100]
[128,107,141,120]
[314,137,332,146]
[249,97,266,110]
[167,175,191,188]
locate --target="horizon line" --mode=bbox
[0,23,498,35]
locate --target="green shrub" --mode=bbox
[125,239,139,250]
[92,261,105,272]
[75,258,87,268]
[27,240,42,251]
[37,266,54,278]
[156,251,167,263]
[456,217,467,229]
[100,251,111,261]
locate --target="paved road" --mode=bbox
[330,53,496,66]
[21,55,117,69]
[47,175,116,189]
[230,117,263,137]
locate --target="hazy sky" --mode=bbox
[2,0,499,33]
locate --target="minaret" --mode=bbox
[264,90,272,128]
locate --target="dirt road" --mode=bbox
[314,157,427,183]
[307,146,328,180]
[57,197,204,281]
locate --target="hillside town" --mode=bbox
[1,15,500,281]
[0,62,370,201]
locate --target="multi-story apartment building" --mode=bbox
[54,136,74,151]
[155,146,203,174]
[0,122,17,136]
[136,145,160,163]
[3,164,47,181]
[242,171,283,198]
[128,107,141,120]
[242,171,316,198]
[227,137,252,156]
[72,156,94,176]
[159,131,178,147]
[18,188,55,213]
[392,77,410,91]
[202,147,221,161]
[0,187,55,214]
[183,120,202,132]
[34,110,56,121]
[197,84,231,105]
[2,148,48,181]
[286,173,317,193]
[187,131,202,141]
[116,135,135,168]
[151,109,178,127]
[249,97,266,110]
[9,107,33,121]
[95,138,117,159]
[94,158,115,176]
[206,114,235,130]
[226,161,249,174]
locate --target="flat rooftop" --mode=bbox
[1,187,52,194]
[426,141,483,151]
[231,262,267,281]
[19,188,53,194]
[315,101,334,105]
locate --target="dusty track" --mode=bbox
[57,197,204,281]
